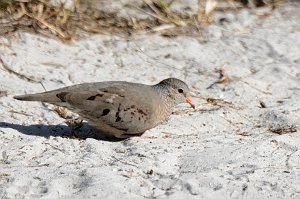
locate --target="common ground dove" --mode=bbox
[14,78,195,138]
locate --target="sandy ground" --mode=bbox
[0,2,300,199]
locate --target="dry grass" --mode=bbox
[0,0,288,41]
[268,125,298,135]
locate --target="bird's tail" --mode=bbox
[14,92,62,103]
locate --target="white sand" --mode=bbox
[0,2,299,199]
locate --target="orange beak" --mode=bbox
[185,97,195,109]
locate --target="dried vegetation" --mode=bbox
[0,0,287,41]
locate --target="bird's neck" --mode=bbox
[151,84,176,120]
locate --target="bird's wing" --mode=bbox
[57,86,155,132]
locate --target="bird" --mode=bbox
[14,78,195,138]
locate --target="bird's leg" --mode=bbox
[65,118,83,138]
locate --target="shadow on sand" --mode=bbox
[0,122,124,142]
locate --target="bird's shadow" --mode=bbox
[0,122,124,142]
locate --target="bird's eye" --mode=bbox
[178,89,183,93]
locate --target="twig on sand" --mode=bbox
[207,66,230,89]
[8,109,33,116]
[268,125,298,135]
[110,156,138,168]
[205,97,238,109]
[28,163,50,167]
[207,65,272,95]
[173,104,203,115]
[174,96,245,115]
[44,142,65,152]
[0,173,10,177]
[0,57,39,83]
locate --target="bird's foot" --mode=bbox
[65,118,83,138]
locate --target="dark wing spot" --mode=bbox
[115,104,122,122]
[87,96,96,101]
[101,109,110,116]
[131,105,135,108]
[56,92,68,102]
[137,109,148,116]
[86,94,104,101]
[115,116,121,122]
[103,90,108,93]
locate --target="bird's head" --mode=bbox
[156,78,195,109]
